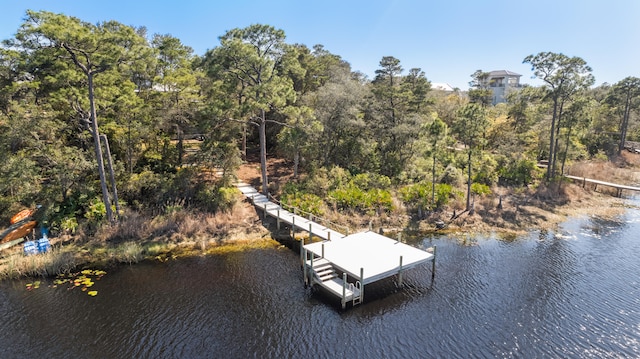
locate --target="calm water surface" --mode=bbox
[1,203,639,358]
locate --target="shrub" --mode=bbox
[329,184,393,213]
[440,164,465,187]
[281,192,325,216]
[499,158,539,186]
[60,216,79,234]
[351,172,391,190]
[471,182,492,196]
[399,182,455,210]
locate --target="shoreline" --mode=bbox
[0,180,632,281]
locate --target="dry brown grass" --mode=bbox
[567,160,637,184]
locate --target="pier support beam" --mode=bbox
[360,267,365,303]
[431,246,437,282]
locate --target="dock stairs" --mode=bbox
[308,257,362,307]
[312,259,338,282]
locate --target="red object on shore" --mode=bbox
[10,209,33,224]
[1,221,37,244]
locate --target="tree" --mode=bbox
[468,70,492,106]
[206,24,295,195]
[608,77,640,154]
[307,63,368,171]
[367,56,428,177]
[559,96,591,174]
[454,103,488,211]
[9,10,150,222]
[151,34,202,166]
[523,52,594,180]
[424,113,447,207]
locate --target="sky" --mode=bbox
[1,0,638,89]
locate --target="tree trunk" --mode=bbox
[242,123,247,162]
[547,98,559,181]
[431,149,437,208]
[466,149,472,211]
[259,110,269,195]
[100,134,120,219]
[88,73,114,223]
[561,125,573,175]
[294,150,299,178]
[551,101,565,178]
[619,93,631,155]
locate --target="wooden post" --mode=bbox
[398,256,403,286]
[342,273,347,309]
[309,254,314,288]
[299,229,304,267]
[302,248,307,287]
[328,231,331,241]
[368,220,372,231]
[309,223,313,241]
[277,209,280,230]
[397,232,402,243]
[292,216,296,239]
[321,243,325,258]
[263,202,267,222]
[360,267,365,303]
[431,245,437,282]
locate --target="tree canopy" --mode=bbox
[1,11,638,233]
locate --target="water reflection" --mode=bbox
[1,208,640,358]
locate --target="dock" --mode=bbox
[237,182,436,309]
[565,175,640,197]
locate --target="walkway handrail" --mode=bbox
[267,193,350,235]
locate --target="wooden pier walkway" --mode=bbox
[236,182,346,241]
[565,175,640,197]
[236,182,436,309]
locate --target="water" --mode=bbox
[1,207,639,358]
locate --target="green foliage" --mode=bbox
[195,186,239,213]
[499,158,540,186]
[84,197,107,222]
[281,192,325,217]
[472,154,499,186]
[59,216,79,234]
[329,184,393,213]
[399,182,454,210]
[470,183,491,196]
[351,172,391,190]
[440,164,465,187]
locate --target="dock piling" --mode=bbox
[360,268,365,303]
[398,256,403,286]
[431,245,437,281]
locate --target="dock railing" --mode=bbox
[267,193,350,236]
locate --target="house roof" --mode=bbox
[431,82,456,91]
[489,70,521,77]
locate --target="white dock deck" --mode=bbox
[304,231,434,285]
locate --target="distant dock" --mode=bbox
[565,175,640,197]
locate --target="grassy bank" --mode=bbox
[0,200,278,280]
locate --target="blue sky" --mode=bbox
[1,0,638,89]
